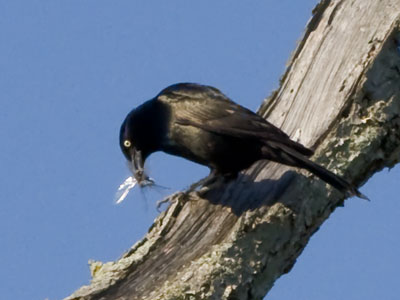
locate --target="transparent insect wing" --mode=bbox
[115,176,138,204]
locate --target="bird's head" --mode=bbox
[119,110,151,183]
[119,97,169,185]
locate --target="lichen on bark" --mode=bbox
[66,2,400,300]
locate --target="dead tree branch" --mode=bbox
[66,1,400,299]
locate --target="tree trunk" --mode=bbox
[66,1,400,299]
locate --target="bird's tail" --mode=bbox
[262,142,369,200]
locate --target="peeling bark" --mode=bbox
[66,1,400,299]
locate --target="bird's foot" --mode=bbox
[156,191,193,211]
[192,174,233,198]
[186,174,217,193]
[156,173,234,210]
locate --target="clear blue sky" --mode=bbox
[0,1,398,300]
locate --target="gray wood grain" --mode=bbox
[66,1,400,299]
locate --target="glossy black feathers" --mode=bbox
[120,83,365,198]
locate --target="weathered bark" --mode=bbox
[66,1,400,299]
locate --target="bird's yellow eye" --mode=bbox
[123,140,131,148]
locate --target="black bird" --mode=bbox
[119,83,366,199]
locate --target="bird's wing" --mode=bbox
[157,83,313,156]
[176,102,290,142]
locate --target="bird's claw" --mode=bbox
[156,191,187,211]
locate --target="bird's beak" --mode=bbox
[130,147,146,183]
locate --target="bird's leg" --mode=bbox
[195,171,237,197]
[156,191,184,211]
[156,171,236,210]
[186,169,219,193]
[156,170,219,210]
[187,170,238,198]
